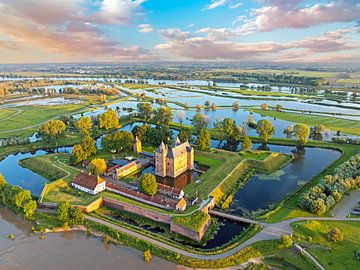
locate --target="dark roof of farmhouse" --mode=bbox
[73,172,104,190]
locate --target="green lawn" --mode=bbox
[185,149,244,199]
[239,150,271,160]
[252,109,360,135]
[292,220,360,270]
[0,104,88,138]
[0,108,19,119]
[264,248,317,270]
[19,153,75,181]
[172,211,210,231]
[336,78,360,84]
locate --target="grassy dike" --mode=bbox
[251,108,360,136]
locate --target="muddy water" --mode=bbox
[0,207,178,270]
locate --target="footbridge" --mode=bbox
[208,210,261,225]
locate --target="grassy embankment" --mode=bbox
[251,108,360,136]
[292,220,360,270]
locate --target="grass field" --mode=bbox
[210,68,338,78]
[0,108,19,119]
[0,104,87,138]
[264,248,317,270]
[292,220,360,270]
[185,149,244,199]
[252,109,360,135]
[336,79,360,84]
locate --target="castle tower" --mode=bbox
[133,136,142,153]
[155,141,167,177]
[186,142,194,170]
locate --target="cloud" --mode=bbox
[138,24,154,33]
[0,0,154,61]
[155,27,359,62]
[232,15,246,25]
[205,0,229,10]
[241,0,360,33]
[94,0,145,24]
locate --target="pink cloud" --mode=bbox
[0,0,154,61]
[155,28,359,62]
[243,0,360,32]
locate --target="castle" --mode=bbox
[155,137,194,178]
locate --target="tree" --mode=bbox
[192,113,209,132]
[102,131,134,153]
[195,104,202,111]
[242,136,252,150]
[222,118,241,145]
[69,207,85,225]
[256,119,275,143]
[132,124,150,141]
[143,250,152,263]
[87,158,107,175]
[177,110,186,126]
[204,100,210,108]
[38,120,66,143]
[76,116,92,135]
[139,173,157,196]
[196,129,211,151]
[14,190,31,208]
[260,103,269,110]
[81,134,97,157]
[328,227,344,242]
[233,100,239,111]
[57,201,71,224]
[178,128,192,143]
[137,103,153,122]
[310,198,326,214]
[275,104,283,112]
[23,200,37,218]
[294,123,310,145]
[99,109,120,130]
[71,144,87,164]
[211,102,216,110]
[312,124,326,134]
[0,173,7,189]
[153,106,173,125]
[280,235,293,248]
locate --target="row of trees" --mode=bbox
[298,154,360,214]
[0,174,37,218]
[57,201,85,226]
[137,103,173,125]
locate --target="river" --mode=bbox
[0,207,178,270]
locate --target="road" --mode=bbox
[331,189,360,218]
[84,215,360,261]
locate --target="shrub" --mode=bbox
[328,227,344,242]
[280,235,293,248]
[143,249,152,263]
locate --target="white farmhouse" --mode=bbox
[71,172,106,195]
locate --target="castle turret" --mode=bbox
[133,136,142,153]
[155,141,167,177]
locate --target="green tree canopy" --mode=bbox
[153,106,173,125]
[76,116,92,135]
[71,144,87,164]
[39,120,66,142]
[294,123,310,145]
[137,103,154,122]
[23,200,37,218]
[178,128,192,143]
[196,129,211,151]
[87,158,107,175]
[81,134,97,157]
[0,173,7,189]
[99,109,120,130]
[256,119,275,143]
[57,201,71,224]
[102,131,134,153]
[242,135,252,150]
[139,173,157,196]
[192,113,209,132]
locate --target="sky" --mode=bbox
[0,0,359,63]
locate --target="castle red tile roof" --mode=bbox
[73,173,105,190]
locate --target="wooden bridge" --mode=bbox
[208,210,261,225]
